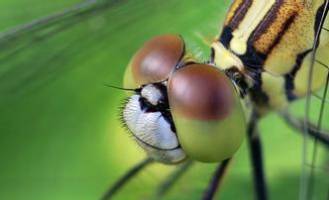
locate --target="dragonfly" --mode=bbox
[100,0,329,199]
[0,0,328,199]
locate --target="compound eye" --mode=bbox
[124,35,184,88]
[168,64,246,162]
[168,64,234,120]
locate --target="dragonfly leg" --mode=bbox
[247,117,268,200]
[280,112,329,147]
[155,160,194,198]
[100,158,153,200]
[202,158,232,200]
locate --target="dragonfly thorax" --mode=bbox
[210,0,329,114]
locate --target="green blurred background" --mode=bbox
[0,0,328,199]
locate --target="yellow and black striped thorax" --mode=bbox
[211,0,329,113]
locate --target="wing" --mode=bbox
[292,0,329,98]
[299,1,329,200]
[258,0,329,98]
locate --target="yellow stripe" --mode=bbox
[261,72,288,110]
[293,50,328,97]
[224,0,245,26]
[211,42,245,71]
[230,0,276,55]
[264,4,313,75]
[254,2,299,54]
[319,12,329,47]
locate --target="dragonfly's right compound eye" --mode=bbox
[168,64,247,162]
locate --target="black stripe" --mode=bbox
[284,50,312,101]
[249,73,270,108]
[314,1,329,48]
[252,0,284,48]
[219,26,234,48]
[266,13,297,54]
[245,1,295,67]
[229,0,253,29]
[284,2,329,100]
[240,2,296,82]
[238,46,266,71]
[239,2,288,71]
[219,0,253,48]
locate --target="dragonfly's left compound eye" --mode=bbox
[122,35,186,164]
[123,34,184,88]
[168,64,246,162]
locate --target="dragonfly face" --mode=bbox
[123,81,187,164]
[122,35,246,164]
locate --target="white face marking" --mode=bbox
[123,84,186,164]
[140,84,163,105]
[135,112,178,149]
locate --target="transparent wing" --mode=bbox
[300,1,329,200]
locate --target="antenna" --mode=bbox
[103,83,140,92]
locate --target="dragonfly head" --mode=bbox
[121,35,246,164]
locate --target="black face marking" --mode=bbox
[138,82,176,133]
[139,97,158,112]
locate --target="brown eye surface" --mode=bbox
[167,64,246,162]
[168,64,234,120]
[127,35,184,86]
